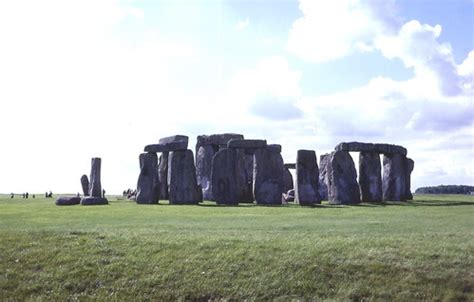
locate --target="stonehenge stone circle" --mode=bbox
[81,157,108,205]
[168,149,202,205]
[295,150,320,206]
[382,153,407,201]
[327,151,361,204]
[136,152,160,204]
[253,146,286,205]
[56,196,81,206]
[80,174,89,196]
[318,153,330,201]
[359,152,383,202]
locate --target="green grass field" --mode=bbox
[0,194,473,301]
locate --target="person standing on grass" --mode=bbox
[10,193,14,198]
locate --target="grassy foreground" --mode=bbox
[0,194,473,301]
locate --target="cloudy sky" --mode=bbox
[0,0,472,194]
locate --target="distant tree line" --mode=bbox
[415,185,474,194]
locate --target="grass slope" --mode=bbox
[0,194,473,301]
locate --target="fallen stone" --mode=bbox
[144,141,187,153]
[196,145,218,201]
[382,153,407,201]
[227,139,267,149]
[80,175,89,196]
[81,197,108,205]
[295,150,320,206]
[168,149,202,205]
[405,158,415,200]
[327,151,360,204]
[88,158,103,198]
[136,152,160,204]
[253,147,285,205]
[318,153,330,201]
[359,152,382,202]
[56,196,81,206]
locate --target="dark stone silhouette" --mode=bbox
[56,196,81,206]
[159,135,189,147]
[196,145,217,201]
[327,151,360,204]
[81,197,108,205]
[359,152,382,202]
[144,141,187,153]
[168,150,202,205]
[136,152,160,204]
[80,174,89,196]
[404,157,414,200]
[81,157,108,205]
[318,153,330,200]
[295,150,320,206]
[228,139,267,149]
[335,141,407,156]
[158,152,169,200]
[253,146,285,205]
[382,154,406,201]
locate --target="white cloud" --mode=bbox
[235,18,249,31]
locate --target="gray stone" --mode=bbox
[136,152,160,204]
[382,154,407,201]
[158,152,169,200]
[81,196,108,205]
[144,141,187,153]
[283,167,294,193]
[405,158,414,200]
[295,150,320,206]
[242,152,255,203]
[253,147,285,205]
[80,174,89,196]
[196,133,244,147]
[56,196,81,206]
[327,151,360,204]
[267,144,282,154]
[196,145,218,201]
[284,163,296,169]
[335,141,407,156]
[159,135,189,147]
[227,139,267,149]
[168,149,202,205]
[375,143,407,156]
[211,148,248,205]
[359,152,383,202]
[88,158,103,198]
[318,154,330,201]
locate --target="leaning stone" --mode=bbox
[196,145,217,201]
[295,150,320,206]
[284,163,296,169]
[136,152,160,204]
[80,175,89,196]
[144,141,187,153]
[404,158,415,200]
[81,197,108,205]
[168,150,202,205]
[56,196,81,206]
[228,139,267,149]
[88,158,103,198]
[359,152,383,202]
[211,148,248,205]
[327,151,360,204]
[382,154,407,201]
[318,153,331,201]
[283,167,294,193]
[253,147,285,205]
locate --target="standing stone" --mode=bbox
[318,153,330,200]
[81,157,108,205]
[211,148,248,205]
[327,151,360,204]
[404,158,414,200]
[168,150,202,205]
[253,147,285,205]
[295,150,320,206]
[196,145,218,200]
[158,152,169,200]
[136,152,160,204]
[359,152,382,202]
[283,167,294,194]
[80,174,89,196]
[242,151,255,203]
[382,153,407,201]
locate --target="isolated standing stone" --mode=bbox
[158,152,169,200]
[295,150,320,206]
[168,150,202,205]
[89,158,103,198]
[80,174,89,196]
[196,145,218,201]
[327,151,360,204]
[404,158,414,200]
[382,153,407,201]
[318,153,330,200]
[253,147,285,205]
[359,152,382,202]
[211,148,248,205]
[136,152,160,204]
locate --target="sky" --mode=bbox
[0,0,473,194]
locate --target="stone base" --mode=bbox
[81,197,108,206]
[56,196,81,206]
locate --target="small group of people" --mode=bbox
[10,192,36,199]
[45,191,53,198]
[123,188,136,199]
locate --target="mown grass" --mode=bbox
[0,194,473,301]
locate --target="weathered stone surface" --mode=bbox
[158,152,169,200]
[382,154,407,201]
[81,196,108,205]
[144,141,187,153]
[196,133,244,147]
[228,139,267,149]
[253,147,285,205]
[327,151,360,204]
[359,152,382,202]
[295,150,320,206]
[56,196,81,206]
[267,144,282,154]
[196,145,217,200]
[318,154,330,201]
[168,150,202,205]
[283,167,294,193]
[80,175,89,196]
[405,158,414,200]
[335,141,407,156]
[136,152,160,204]
[211,149,248,205]
[284,163,296,169]
[159,135,189,147]
[88,158,103,198]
